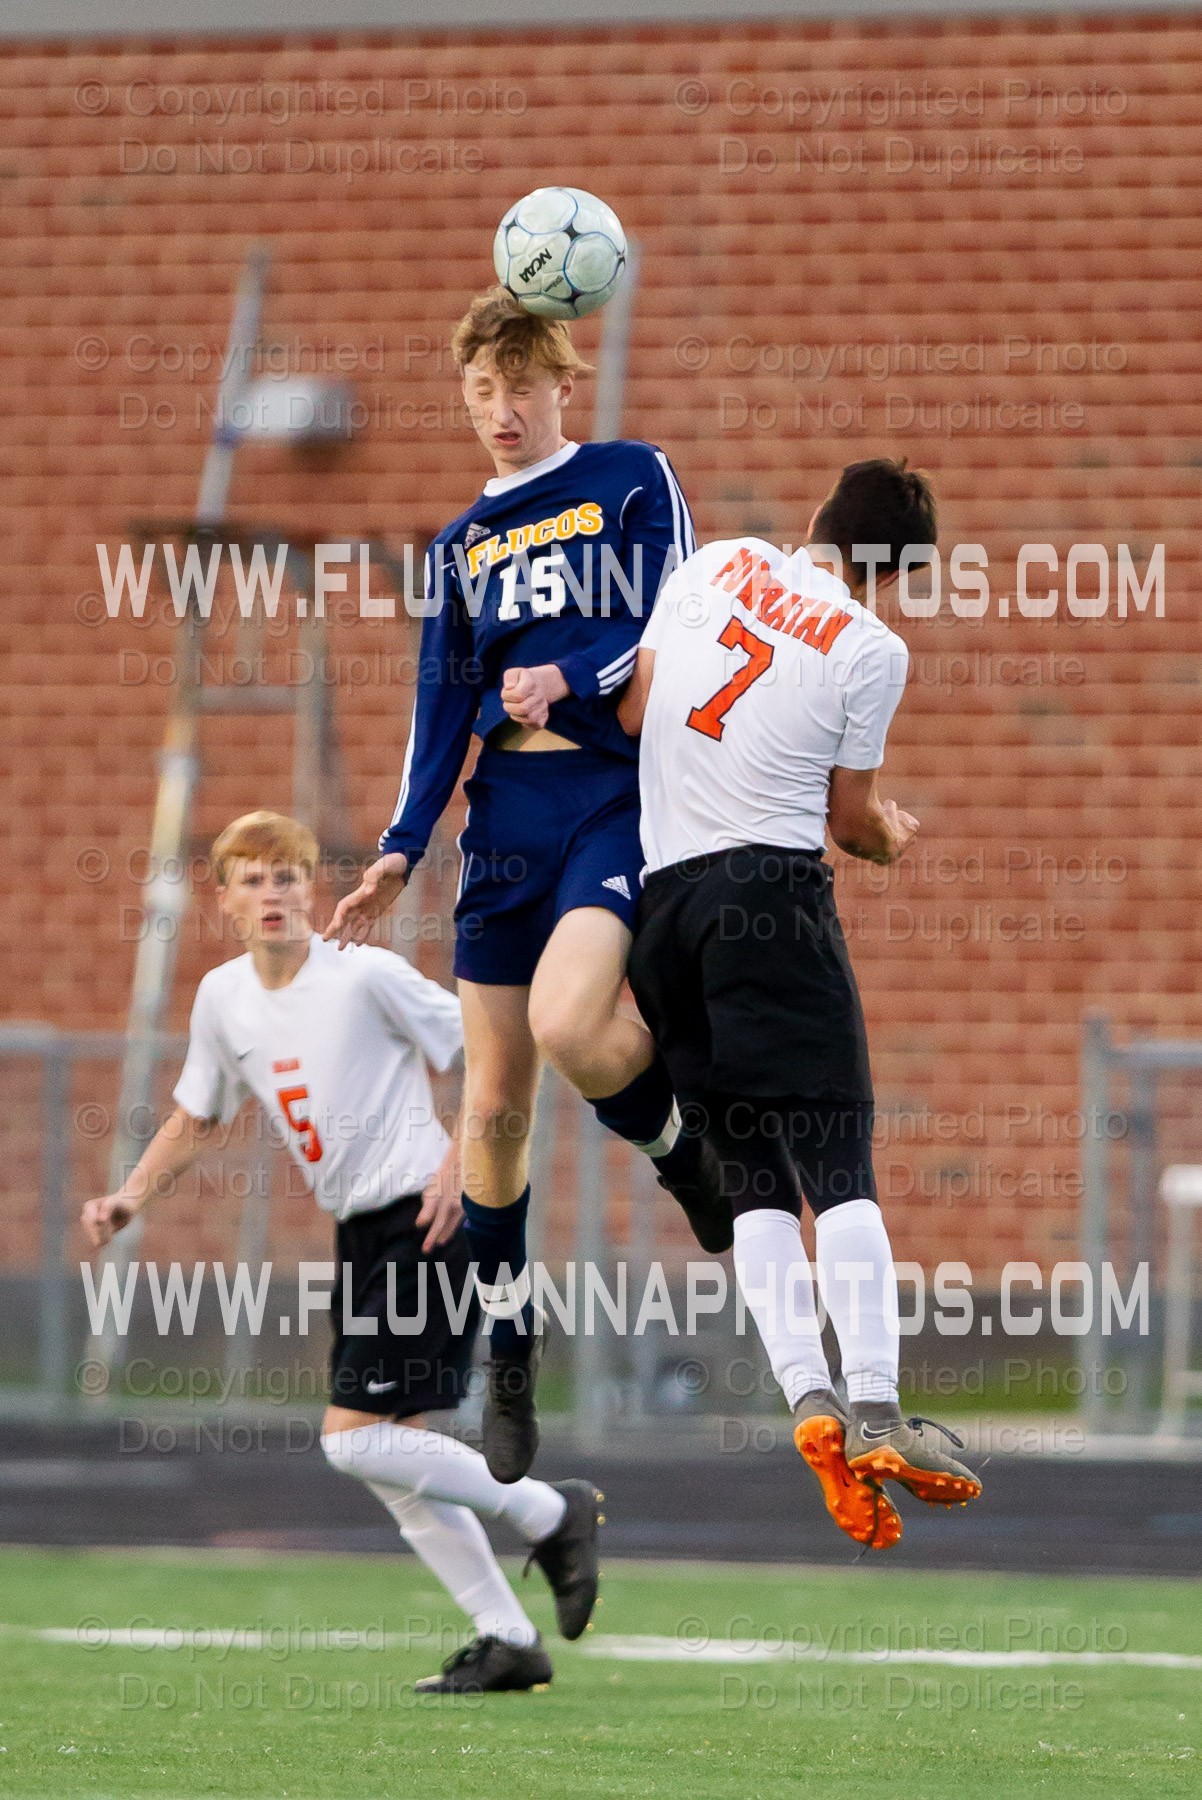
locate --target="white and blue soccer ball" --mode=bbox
[493,186,627,320]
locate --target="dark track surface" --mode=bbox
[1,1419,1199,1576]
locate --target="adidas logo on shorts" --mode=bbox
[602,874,632,900]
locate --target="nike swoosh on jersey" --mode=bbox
[364,1377,398,1394]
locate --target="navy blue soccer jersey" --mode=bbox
[380,437,695,867]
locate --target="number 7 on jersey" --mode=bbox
[686,617,775,742]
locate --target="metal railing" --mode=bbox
[1079,1012,1202,1434]
[0,1022,703,1430]
[0,1022,188,1404]
[18,1012,1194,1436]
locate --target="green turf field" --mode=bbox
[0,1547,1197,1799]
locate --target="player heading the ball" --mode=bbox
[327,288,730,1485]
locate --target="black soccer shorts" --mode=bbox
[628,843,873,1104]
[329,1194,481,1417]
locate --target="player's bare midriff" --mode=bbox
[490,722,582,752]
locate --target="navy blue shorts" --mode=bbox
[453,745,642,986]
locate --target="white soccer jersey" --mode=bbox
[173,935,463,1221]
[638,538,909,873]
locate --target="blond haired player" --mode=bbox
[82,811,600,1693]
[619,460,983,1551]
[326,291,729,1485]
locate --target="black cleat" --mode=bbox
[483,1315,545,1483]
[414,1633,553,1694]
[652,1133,734,1255]
[524,1478,604,1640]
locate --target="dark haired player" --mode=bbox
[327,289,728,1484]
[619,460,983,1550]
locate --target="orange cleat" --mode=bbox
[793,1398,903,1551]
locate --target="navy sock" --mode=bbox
[590,1057,677,1151]
[460,1186,534,1361]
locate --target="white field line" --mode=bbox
[1,1622,1200,1669]
[0,1624,431,1652]
[581,1635,1202,1670]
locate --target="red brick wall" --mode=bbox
[3,16,1200,1277]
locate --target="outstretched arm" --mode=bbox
[327,547,479,946]
[80,1105,215,1249]
[378,548,480,866]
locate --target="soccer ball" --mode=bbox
[493,187,627,320]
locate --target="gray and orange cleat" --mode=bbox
[792,1388,903,1551]
[845,1403,982,1507]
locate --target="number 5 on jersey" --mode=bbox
[687,617,775,742]
[276,1084,324,1163]
[497,552,567,619]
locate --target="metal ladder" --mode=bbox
[89,246,364,1378]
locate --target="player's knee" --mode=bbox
[718,1145,801,1217]
[320,1430,358,1478]
[461,1084,533,1148]
[806,1189,880,1219]
[527,989,590,1071]
[728,1187,802,1221]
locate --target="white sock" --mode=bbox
[370,1487,539,1648]
[321,1422,567,1542]
[732,1208,830,1408]
[814,1198,900,1405]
